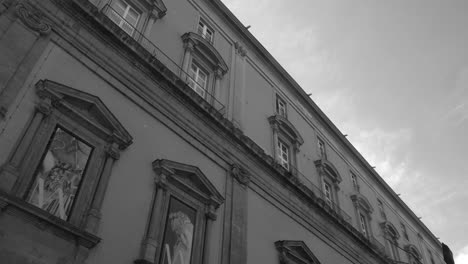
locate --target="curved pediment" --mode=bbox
[314,159,342,183]
[275,240,321,264]
[350,193,374,213]
[380,221,400,239]
[405,244,422,259]
[268,114,304,146]
[181,32,228,74]
[36,80,133,149]
[152,159,224,207]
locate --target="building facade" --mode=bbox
[0,0,447,264]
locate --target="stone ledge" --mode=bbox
[0,191,101,249]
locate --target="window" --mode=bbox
[136,159,224,264]
[401,222,409,240]
[318,138,326,159]
[276,95,287,118]
[405,245,422,264]
[188,61,209,98]
[181,33,228,108]
[381,221,401,262]
[351,193,373,239]
[323,181,333,206]
[107,0,141,36]
[268,115,303,174]
[0,80,132,242]
[197,18,214,43]
[360,213,368,236]
[351,172,359,192]
[277,139,290,170]
[377,199,386,220]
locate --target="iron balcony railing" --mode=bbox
[101,3,226,114]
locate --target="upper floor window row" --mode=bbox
[197,18,214,43]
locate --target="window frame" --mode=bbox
[350,193,374,239]
[197,18,215,44]
[108,0,142,36]
[277,138,291,170]
[0,80,132,237]
[188,59,211,98]
[401,222,409,240]
[317,137,326,159]
[135,159,224,264]
[350,171,359,192]
[276,95,287,118]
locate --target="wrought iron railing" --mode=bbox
[101,3,226,114]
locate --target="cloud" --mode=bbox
[455,245,468,264]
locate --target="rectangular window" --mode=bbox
[188,62,209,98]
[276,95,287,117]
[197,19,214,43]
[277,139,290,170]
[26,127,93,221]
[401,222,409,240]
[323,181,333,206]
[377,199,385,218]
[318,138,326,159]
[351,172,358,191]
[108,0,141,36]
[360,213,368,236]
[159,197,197,264]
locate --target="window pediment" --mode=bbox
[268,114,304,146]
[314,159,341,183]
[350,193,373,213]
[380,221,400,240]
[405,244,422,259]
[36,80,133,149]
[275,240,321,264]
[152,159,224,207]
[181,32,228,75]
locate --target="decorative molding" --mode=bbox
[268,114,304,146]
[15,2,51,35]
[350,193,374,214]
[275,240,322,264]
[314,159,342,184]
[231,163,250,186]
[380,221,400,240]
[234,41,247,57]
[181,32,229,75]
[35,79,133,150]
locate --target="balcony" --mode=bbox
[74,0,226,115]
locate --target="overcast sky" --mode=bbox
[222,0,468,262]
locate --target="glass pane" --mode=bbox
[112,0,126,16]
[160,197,197,264]
[126,8,140,26]
[27,127,93,220]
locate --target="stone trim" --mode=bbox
[15,1,52,35]
[0,190,101,248]
[275,240,322,264]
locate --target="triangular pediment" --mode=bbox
[152,159,224,207]
[275,240,321,264]
[36,79,133,149]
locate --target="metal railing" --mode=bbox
[101,3,226,114]
[288,165,352,224]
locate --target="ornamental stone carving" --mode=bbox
[231,163,250,186]
[15,2,51,35]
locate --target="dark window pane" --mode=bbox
[160,197,197,264]
[27,127,92,220]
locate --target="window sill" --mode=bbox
[0,191,101,249]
